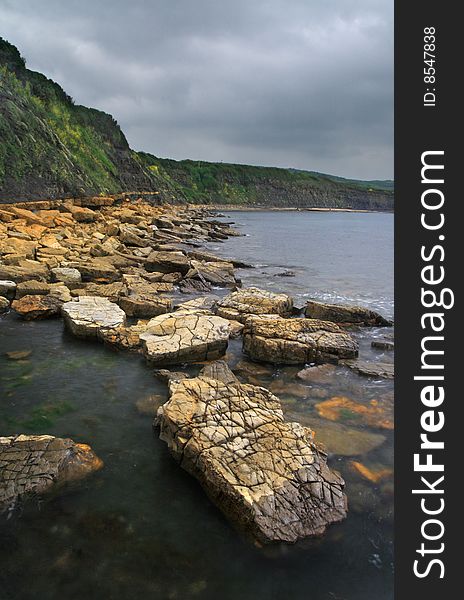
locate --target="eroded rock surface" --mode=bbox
[62,296,126,338]
[140,310,230,365]
[0,435,103,511]
[11,294,62,319]
[305,300,392,327]
[156,376,347,543]
[217,287,293,323]
[243,316,358,364]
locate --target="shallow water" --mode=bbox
[0,211,394,600]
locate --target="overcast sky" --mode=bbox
[0,0,393,180]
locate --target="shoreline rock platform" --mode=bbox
[0,196,393,541]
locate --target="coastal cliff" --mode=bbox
[0,38,393,209]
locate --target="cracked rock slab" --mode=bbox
[156,376,347,543]
[243,315,359,364]
[217,287,293,323]
[140,310,230,365]
[62,296,126,338]
[0,435,103,512]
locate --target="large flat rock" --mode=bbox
[62,296,126,338]
[140,310,230,365]
[156,376,347,543]
[0,435,103,511]
[243,315,358,364]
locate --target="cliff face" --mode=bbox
[0,38,394,210]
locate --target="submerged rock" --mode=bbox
[156,376,347,543]
[140,310,230,365]
[315,396,394,430]
[296,364,338,384]
[0,435,103,512]
[243,316,358,364]
[342,359,394,379]
[305,300,392,327]
[217,287,293,323]
[62,296,126,338]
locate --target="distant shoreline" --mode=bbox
[200,205,393,213]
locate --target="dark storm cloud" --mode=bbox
[0,0,393,179]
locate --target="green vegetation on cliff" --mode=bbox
[0,38,393,209]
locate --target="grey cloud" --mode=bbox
[0,0,393,179]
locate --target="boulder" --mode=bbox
[305,300,392,327]
[0,435,103,511]
[62,296,126,338]
[72,282,125,302]
[51,267,82,288]
[119,294,172,318]
[243,316,358,364]
[73,260,120,283]
[217,287,293,323]
[0,261,49,283]
[140,310,230,365]
[0,280,16,299]
[0,296,9,313]
[15,279,51,298]
[145,251,190,275]
[0,237,37,259]
[185,260,238,287]
[371,339,395,351]
[11,294,62,319]
[156,376,347,543]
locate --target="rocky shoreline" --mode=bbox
[0,196,393,543]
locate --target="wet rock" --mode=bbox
[154,369,190,384]
[12,294,62,320]
[51,267,82,288]
[243,316,358,364]
[199,360,239,384]
[186,250,253,269]
[140,310,230,365]
[145,251,191,275]
[274,270,295,278]
[305,300,392,327]
[0,435,103,511]
[343,360,394,379]
[349,461,393,483]
[0,280,16,299]
[268,380,310,399]
[296,364,338,384]
[156,376,347,543]
[62,296,126,338]
[135,394,166,416]
[178,278,212,294]
[0,296,9,313]
[5,350,32,360]
[217,287,293,323]
[315,396,393,430]
[371,339,395,351]
[295,418,386,456]
[98,321,148,351]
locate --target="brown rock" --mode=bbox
[305,300,392,327]
[12,294,62,319]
